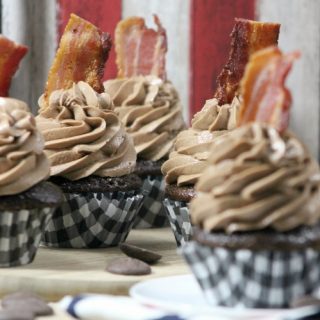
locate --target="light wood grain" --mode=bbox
[0,304,74,320]
[0,229,189,302]
[257,0,320,159]
[1,0,57,113]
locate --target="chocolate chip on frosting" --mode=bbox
[36,81,136,181]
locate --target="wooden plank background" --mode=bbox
[1,0,320,157]
[190,0,255,116]
[256,0,320,158]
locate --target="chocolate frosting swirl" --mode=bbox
[104,76,185,161]
[36,82,136,180]
[162,97,240,186]
[0,98,49,195]
[191,123,320,233]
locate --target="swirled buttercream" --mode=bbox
[191,123,320,233]
[36,81,136,180]
[0,98,49,195]
[104,76,185,161]
[162,97,240,186]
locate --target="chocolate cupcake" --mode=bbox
[162,18,280,245]
[37,82,143,248]
[0,98,62,267]
[162,97,239,244]
[105,75,185,228]
[104,16,186,228]
[181,47,320,308]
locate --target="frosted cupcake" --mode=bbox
[104,16,185,228]
[37,14,143,248]
[0,98,62,267]
[182,47,320,308]
[162,18,280,245]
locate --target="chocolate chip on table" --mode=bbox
[0,309,34,320]
[291,295,320,308]
[106,257,151,275]
[120,243,162,264]
[2,292,53,316]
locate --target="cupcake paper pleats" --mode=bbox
[133,175,168,229]
[163,199,192,246]
[0,208,53,267]
[181,241,320,308]
[42,191,143,248]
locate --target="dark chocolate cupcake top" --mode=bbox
[162,97,240,187]
[191,123,320,233]
[36,82,136,181]
[104,76,185,161]
[0,98,50,196]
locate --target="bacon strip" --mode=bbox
[44,14,112,101]
[214,18,280,105]
[0,36,28,97]
[115,15,167,79]
[238,46,300,132]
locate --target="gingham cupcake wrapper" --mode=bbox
[181,241,320,308]
[163,199,192,246]
[133,175,168,229]
[0,208,53,267]
[42,191,143,248]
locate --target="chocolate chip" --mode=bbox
[0,309,34,320]
[2,292,53,316]
[291,295,320,308]
[120,243,162,264]
[106,257,151,275]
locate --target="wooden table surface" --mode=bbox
[0,228,189,315]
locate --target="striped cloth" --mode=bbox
[59,294,320,320]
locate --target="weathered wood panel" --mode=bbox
[122,0,191,122]
[2,0,57,112]
[257,0,320,158]
[191,0,255,117]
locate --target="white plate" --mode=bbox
[130,274,288,319]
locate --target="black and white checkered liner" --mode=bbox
[133,175,168,229]
[42,191,142,248]
[163,199,192,246]
[0,208,53,267]
[182,241,320,308]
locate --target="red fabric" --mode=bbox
[190,0,255,117]
[58,0,121,80]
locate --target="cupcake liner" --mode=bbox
[0,208,53,267]
[182,241,320,308]
[133,175,168,229]
[42,191,143,248]
[163,199,192,246]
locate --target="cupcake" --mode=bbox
[182,46,320,308]
[162,18,280,245]
[104,15,186,228]
[0,98,62,267]
[36,14,143,248]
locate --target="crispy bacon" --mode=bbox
[214,18,280,105]
[44,14,112,101]
[0,36,28,97]
[238,46,300,132]
[115,15,167,79]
